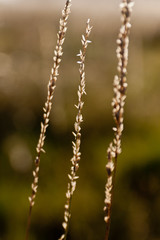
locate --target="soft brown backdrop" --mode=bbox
[0,1,160,240]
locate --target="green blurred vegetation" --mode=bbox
[0,7,160,240]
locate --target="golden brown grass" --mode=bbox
[59,19,92,240]
[25,1,72,239]
[24,0,135,239]
[104,1,134,239]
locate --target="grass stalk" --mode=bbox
[58,19,92,240]
[104,1,134,239]
[25,1,72,239]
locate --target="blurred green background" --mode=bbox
[0,1,160,240]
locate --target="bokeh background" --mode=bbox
[0,0,160,239]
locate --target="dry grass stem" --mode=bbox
[104,1,134,239]
[59,19,92,240]
[25,1,72,239]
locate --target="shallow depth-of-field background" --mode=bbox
[0,1,160,240]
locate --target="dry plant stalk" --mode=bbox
[104,1,134,239]
[59,19,92,240]
[25,1,72,239]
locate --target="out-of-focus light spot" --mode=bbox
[9,144,32,172]
[4,135,32,173]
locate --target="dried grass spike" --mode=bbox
[25,1,72,240]
[104,1,134,240]
[59,19,92,240]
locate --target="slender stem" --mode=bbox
[25,206,32,240]
[104,1,134,239]
[58,19,92,240]
[104,157,117,240]
[25,1,72,239]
